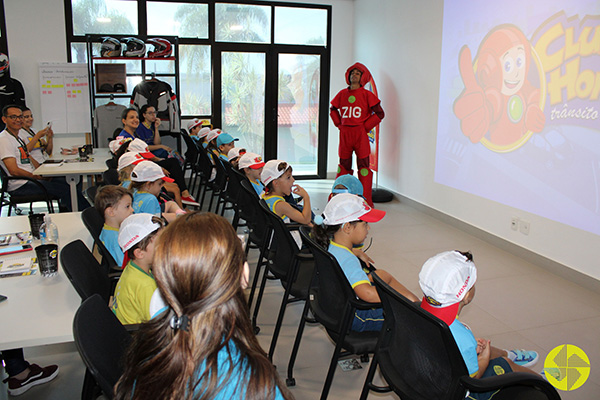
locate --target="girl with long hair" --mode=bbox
[114,212,293,400]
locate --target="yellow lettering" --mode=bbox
[591,71,600,100]
[564,27,580,60]
[580,26,600,56]
[547,57,580,105]
[575,69,595,98]
[535,22,564,72]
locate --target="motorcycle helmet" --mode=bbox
[122,37,146,57]
[0,53,9,77]
[100,37,122,57]
[147,38,172,58]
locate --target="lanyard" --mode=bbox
[11,131,29,154]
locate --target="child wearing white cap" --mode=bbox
[238,152,265,196]
[112,213,165,325]
[227,147,246,168]
[130,161,185,222]
[312,194,419,332]
[206,129,222,153]
[261,159,312,226]
[419,251,540,389]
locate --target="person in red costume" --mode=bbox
[453,25,545,146]
[330,62,384,207]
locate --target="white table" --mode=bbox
[0,212,92,350]
[33,148,111,211]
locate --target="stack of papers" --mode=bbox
[0,256,34,277]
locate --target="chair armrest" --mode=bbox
[460,373,560,399]
[285,222,303,231]
[351,297,381,310]
[7,175,49,192]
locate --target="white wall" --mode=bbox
[352,0,600,281]
[5,0,68,131]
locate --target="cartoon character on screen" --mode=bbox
[330,62,384,207]
[453,25,545,147]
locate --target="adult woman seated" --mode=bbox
[114,212,292,400]
[132,105,170,158]
[117,108,197,206]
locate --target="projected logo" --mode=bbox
[543,344,590,391]
[453,25,546,152]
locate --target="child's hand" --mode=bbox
[476,338,487,355]
[292,184,308,199]
[352,248,374,265]
[477,339,491,360]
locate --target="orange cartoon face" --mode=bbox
[500,44,527,96]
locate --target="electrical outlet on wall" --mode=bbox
[519,220,530,235]
[511,217,519,231]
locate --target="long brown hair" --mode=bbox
[114,212,293,400]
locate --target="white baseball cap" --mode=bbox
[127,138,155,159]
[197,127,211,138]
[227,147,246,161]
[118,213,162,251]
[419,251,477,324]
[261,159,289,186]
[108,136,131,154]
[131,160,174,183]
[206,129,222,142]
[321,193,385,225]
[117,152,145,171]
[187,118,202,132]
[238,152,265,169]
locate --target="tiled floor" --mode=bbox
[4,179,599,399]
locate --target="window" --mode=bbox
[179,44,211,116]
[215,3,271,44]
[71,0,138,36]
[275,7,327,46]
[147,2,208,38]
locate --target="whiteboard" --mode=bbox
[39,63,91,134]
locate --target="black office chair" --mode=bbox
[73,294,132,400]
[85,185,101,207]
[180,129,202,192]
[102,168,120,186]
[60,239,112,304]
[212,156,237,216]
[0,167,58,215]
[289,226,381,399]
[239,179,274,321]
[221,161,248,228]
[81,207,120,274]
[195,146,217,209]
[105,157,118,170]
[359,272,561,400]
[256,199,314,361]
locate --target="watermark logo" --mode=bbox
[543,344,590,391]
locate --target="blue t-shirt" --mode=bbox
[100,224,124,267]
[133,190,161,216]
[250,179,264,197]
[133,123,169,158]
[218,153,228,161]
[328,241,371,289]
[262,194,286,220]
[192,341,285,399]
[449,319,479,377]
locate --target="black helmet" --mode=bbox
[100,37,122,57]
[122,37,146,57]
[147,38,172,58]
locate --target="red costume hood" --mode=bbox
[345,62,372,87]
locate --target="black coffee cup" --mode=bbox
[28,213,45,239]
[35,244,59,277]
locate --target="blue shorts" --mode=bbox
[351,307,384,332]
[467,357,513,400]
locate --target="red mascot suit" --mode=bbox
[330,62,384,207]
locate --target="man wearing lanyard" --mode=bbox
[0,105,87,212]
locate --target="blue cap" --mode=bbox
[216,133,238,147]
[332,174,363,197]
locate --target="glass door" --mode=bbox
[221,51,266,155]
[276,53,321,176]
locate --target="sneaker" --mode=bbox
[507,349,539,368]
[181,195,200,207]
[4,364,59,396]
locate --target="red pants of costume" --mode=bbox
[336,124,374,207]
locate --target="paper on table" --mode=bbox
[0,256,34,276]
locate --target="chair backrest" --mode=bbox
[86,185,100,206]
[371,271,474,399]
[196,145,215,179]
[299,226,358,333]
[60,240,111,304]
[73,294,132,399]
[210,153,228,192]
[240,180,269,240]
[102,168,120,186]
[221,159,242,202]
[105,157,118,170]
[180,130,200,174]
[259,199,301,281]
[81,207,119,272]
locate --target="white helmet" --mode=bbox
[100,37,122,57]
